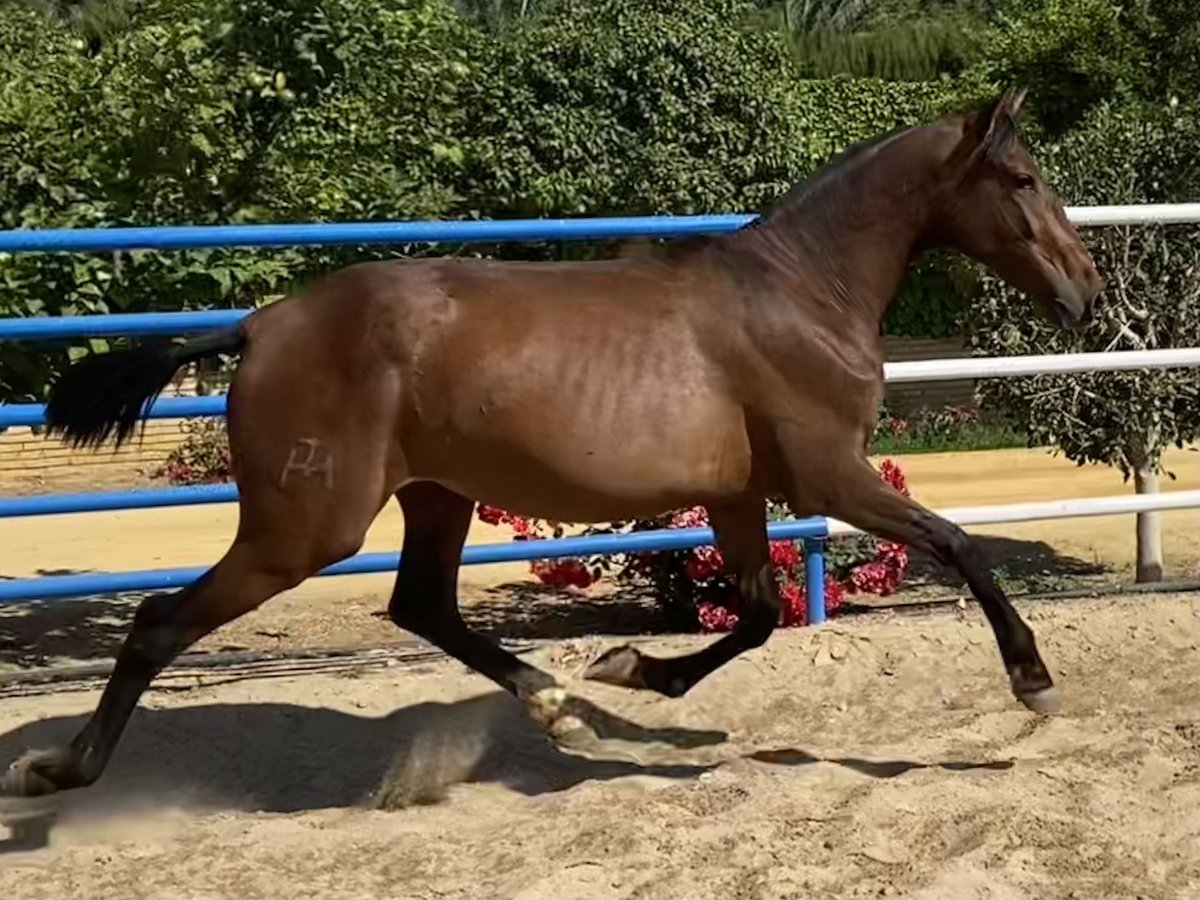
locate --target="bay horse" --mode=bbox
[2,88,1101,800]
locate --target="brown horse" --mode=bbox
[3,88,1100,800]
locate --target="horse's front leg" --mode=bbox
[816,455,1059,712]
[585,490,779,697]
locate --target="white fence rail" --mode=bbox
[880,340,1200,535]
[885,347,1200,383]
[1068,203,1200,226]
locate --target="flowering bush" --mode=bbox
[153,419,232,485]
[475,460,912,632]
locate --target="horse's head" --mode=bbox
[936,88,1103,329]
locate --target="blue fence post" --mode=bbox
[804,536,826,625]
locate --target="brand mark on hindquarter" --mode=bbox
[278,438,334,489]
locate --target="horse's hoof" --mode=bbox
[0,777,58,849]
[583,646,647,689]
[1009,663,1060,714]
[1,749,64,799]
[548,717,599,751]
[1016,685,1061,714]
[520,685,571,731]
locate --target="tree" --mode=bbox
[751,1,994,81]
[0,0,477,402]
[977,0,1200,138]
[965,100,1200,582]
[463,0,961,223]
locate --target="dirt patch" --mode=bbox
[0,591,1196,899]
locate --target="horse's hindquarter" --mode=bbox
[399,259,754,521]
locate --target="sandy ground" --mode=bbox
[0,443,1196,896]
[0,591,1195,899]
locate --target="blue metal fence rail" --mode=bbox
[0,215,755,254]
[0,520,829,608]
[0,483,236,517]
[0,309,247,340]
[0,395,222,428]
[0,215,830,622]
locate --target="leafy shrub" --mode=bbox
[870,403,1027,453]
[153,418,231,485]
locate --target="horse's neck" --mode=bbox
[745,133,940,334]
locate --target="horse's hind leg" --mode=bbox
[0,449,386,799]
[387,481,591,741]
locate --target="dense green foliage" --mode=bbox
[0,0,479,399]
[0,0,976,402]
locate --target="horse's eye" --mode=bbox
[1014,173,1037,191]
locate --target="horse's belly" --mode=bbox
[405,402,753,523]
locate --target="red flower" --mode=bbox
[696,570,848,633]
[824,574,845,613]
[878,458,910,497]
[848,540,908,596]
[685,545,724,581]
[669,506,710,529]
[697,601,739,633]
[769,539,800,571]
[779,581,806,627]
[531,558,594,589]
[476,504,509,526]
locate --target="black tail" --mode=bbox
[44,326,247,451]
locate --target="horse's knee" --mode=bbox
[930,520,985,573]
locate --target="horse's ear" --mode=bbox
[966,86,1028,164]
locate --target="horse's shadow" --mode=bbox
[0,690,721,824]
[0,688,1014,841]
